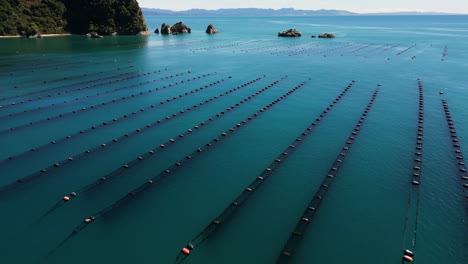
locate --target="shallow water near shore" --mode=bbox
[0,15,467,264]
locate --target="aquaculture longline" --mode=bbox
[0,69,185,118]
[0,75,225,194]
[0,71,214,135]
[440,99,468,204]
[42,75,280,216]
[400,79,425,263]
[48,79,310,256]
[276,86,381,263]
[175,80,357,264]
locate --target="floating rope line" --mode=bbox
[1,66,137,97]
[441,46,448,61]
[0,69,184,118]
[396,45,416,56]
[1,58,121,79]
[41,76,284,217]
[400,79,424,263]
[175,80,357,263]
[348,43,375,54]
[0,75,225,194]
[441,99,468,204]
[0,72,215,136]
[0,60,89,77]
[0,75,235,164]
[356,44,388,56]
[276,86,381,263]
[189,40,262,52]
[295,43,356,57]
[0,68,162,107]
[48,80,309,256]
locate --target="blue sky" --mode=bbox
[138,0,468,13]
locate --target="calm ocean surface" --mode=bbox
[0,15,467,264]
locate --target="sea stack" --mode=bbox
[171,22,191,34]
[161,23,172,34]
[278,29,301,37]
[206,24,219,34]
[154,28,160,34]
[318,33,336,38]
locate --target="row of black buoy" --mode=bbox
[272,42,322,56]
[396,45,416,56]
[50,80,309,255]
[357,44,394,58]
[0,66,136,102]
[348,43,375,54]
[1,75,233,165]
[0,60,88,77]
[267,42,319,56]
[0,76,229,194]
[441,99,468,202]
[0,69,178,116]
[44,76,285,216]
[0,72,214,136]
[308,43,357,57]
[277,86,380,263]
[401,79,425,263]
[290,43,353,57]
[0,67,152,106]
[176,81,356,263]
[372,45,398,59]
[3,58,121,78]
[239,40,307,54]
[189,40,262,52]
[441,45,448,61]
[356,44,388,56]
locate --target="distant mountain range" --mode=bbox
[141,8,460,16]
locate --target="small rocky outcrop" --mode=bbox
[86,32,103,38]
[137,30,150,36]
[318,33,335,38]
[171,22,191,34]
[27,33,42,38]
[206,24,219,34]
[161,23,172,34]
[278,29,301,37]
[154,28,159,34]
[311,35,317,38]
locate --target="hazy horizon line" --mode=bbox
[140,6,467,15]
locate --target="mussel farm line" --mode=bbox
[42,76,279,216]
[175,80,356,263]
[48,80,309,255]
[0,72,215,136]
[276,86,381,263]
[400,80,424,263]
[441,99,468,204]
[0,69,184,118]
[1,66,137,99]
[0,68,165,108]
[0,75,229,194]
[441,46,448,61]
[0,74,245,164]
[396,45,416,56]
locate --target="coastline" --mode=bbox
[0,33,73,38]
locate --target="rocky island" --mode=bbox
[318,33,336,38]
[206,24,219,34]
[0,0,149,37]
[278,29,301,37]
[157,22,192,35]
[171,22,191,34]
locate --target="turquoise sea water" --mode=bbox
[0,15,467,264]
